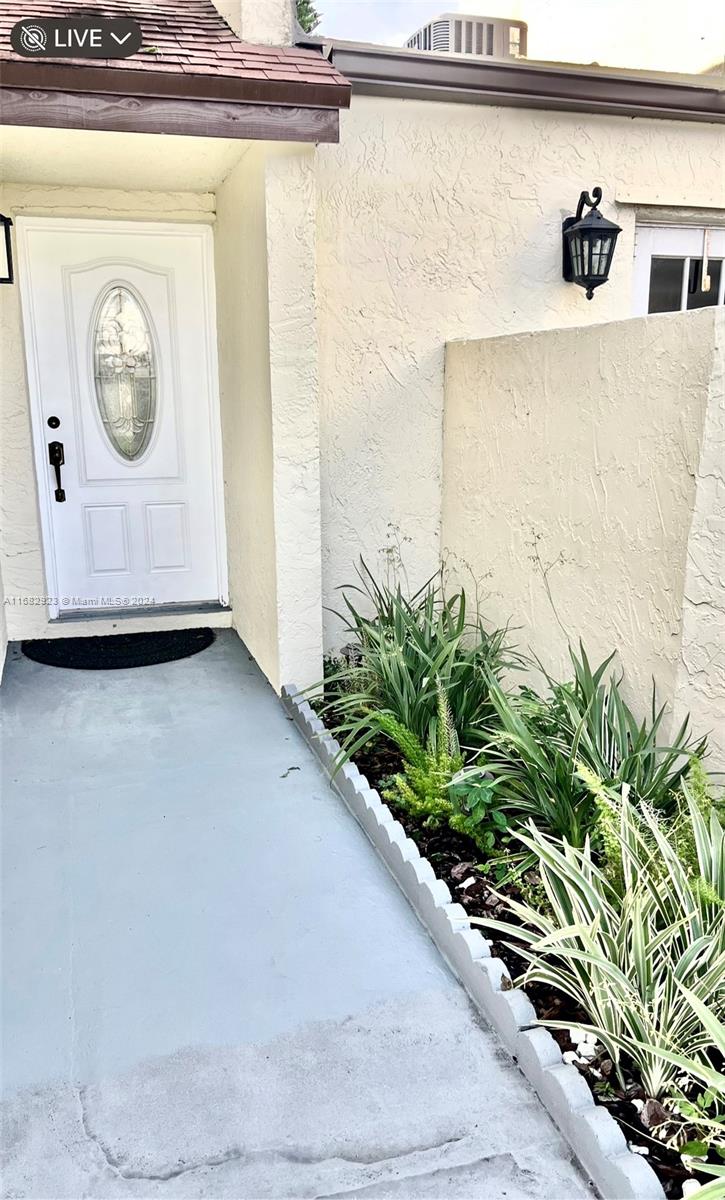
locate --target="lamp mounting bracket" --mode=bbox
[575,187,603,221]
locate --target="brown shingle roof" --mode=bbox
[0,0,350,102]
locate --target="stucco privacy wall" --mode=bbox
[441,309,722,764]
[0,182,230,643]
[315,95,725,647]
[673,310,725,766]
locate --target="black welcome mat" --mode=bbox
[21,627,215,670]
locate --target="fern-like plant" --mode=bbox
[382,684,464,826]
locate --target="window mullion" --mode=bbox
[680,257,690,311]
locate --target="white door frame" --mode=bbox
[16,216,228,619]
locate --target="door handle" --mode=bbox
[48,440,66,502]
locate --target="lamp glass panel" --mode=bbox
[570,235,582,276]
[592,235,612,275]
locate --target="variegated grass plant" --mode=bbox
[471,787,725,1100]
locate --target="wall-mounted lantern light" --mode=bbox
[562,188,621,300]
[0,215,14,284]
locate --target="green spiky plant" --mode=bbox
[316,560,515,767]
[454,646,707,847]
[546,645,707,811]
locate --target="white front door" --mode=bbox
[18,218,227,618]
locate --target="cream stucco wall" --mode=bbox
[673,310,725,765]
[215,147,280,683]
[213,143,324,691]
[315,96,725,647]
[442,308,723,763]
[265,147,324,688]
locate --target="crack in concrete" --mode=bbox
[316,1152,532,1199]
[75,1093,465,1185]
[76,1087,246,1181]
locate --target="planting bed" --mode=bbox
[350,736,704,1200]
[357,734,691,1195]
[284,687,666,1200]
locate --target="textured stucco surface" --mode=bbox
[265,147,324,689]
[215,147,281,686]
[673,310,725,766]
[215,144,323,692]
[442,309,720,759]
[212,0,297,45]
[315,96,725,647]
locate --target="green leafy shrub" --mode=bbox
[318,560,515,765]
[447,775,515,856]
[455,645,707,847]
[472,790,725,1099]
[455,675,601,846]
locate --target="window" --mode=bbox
[633,226,725,315]
[454,20,462,53]
[487,23,494,55]
[93,285,157,461]
[508,26,521,56]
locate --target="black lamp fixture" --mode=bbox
[0,215,14,284]
[562,187,621,299]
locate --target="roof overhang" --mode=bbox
[0,57,351,143]
[308,40,725,125]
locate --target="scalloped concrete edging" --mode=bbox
[281,685,666,1200]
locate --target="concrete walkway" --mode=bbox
[1,630,589,1198]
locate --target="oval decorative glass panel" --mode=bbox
[93,286,157,461]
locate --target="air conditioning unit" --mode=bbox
[405,12,527,59]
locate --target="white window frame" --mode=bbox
[632,225,725,316]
